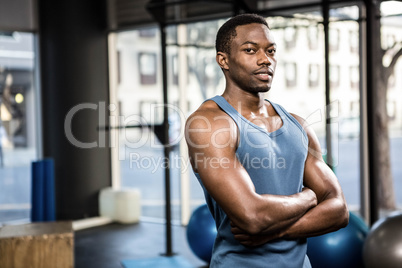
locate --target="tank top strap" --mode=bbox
[268,100,306,134]
[209,95,244,130]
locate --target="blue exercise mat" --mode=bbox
[121,256,194,268]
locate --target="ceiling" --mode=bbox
[107,0,368,30]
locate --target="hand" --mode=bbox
[230,221,280,247]
[302,187,318,206]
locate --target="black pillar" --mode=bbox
[160,23,174,256]
[38,0,111,220]
[364,0,380,225]
[322,0,334,170]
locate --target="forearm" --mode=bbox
[281,159,350,239]
[245,188,317,235]
[281,196,349,239]
[232,196,348,247]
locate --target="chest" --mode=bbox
[236,120,308,195]
[245,113,283,134]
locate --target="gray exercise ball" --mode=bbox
[363,212,402,268]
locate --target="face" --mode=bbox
[218,23,277,93]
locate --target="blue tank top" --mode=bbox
[194,95,311,268]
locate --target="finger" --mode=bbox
[231,226,243,234]
[240,241,255,247]
[233,234,250,241]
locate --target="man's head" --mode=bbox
[216,14,269,55]
[215,14,277,94]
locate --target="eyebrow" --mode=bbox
[241,41,277,47]
[241,41,257,46]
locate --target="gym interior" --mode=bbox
[0,0,401,267]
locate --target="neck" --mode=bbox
[222,89,266,115]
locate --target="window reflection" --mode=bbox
[308,26,319,50]
[329,28,340,51]
[308,63,320,88]
[285,62,297,87]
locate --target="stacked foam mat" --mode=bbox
[31,158,56,222]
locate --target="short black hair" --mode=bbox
[216,13,269,54]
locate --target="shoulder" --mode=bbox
[290,113,323,159]
[289,113,314,138]
[185,100,237,148]
[289,113,309,130]
[186,99,233,129]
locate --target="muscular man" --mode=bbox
[185,14,349,267]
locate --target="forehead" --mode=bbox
[233,23,275,46]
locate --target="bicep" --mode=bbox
[185,113,258,224]
[303,126,343,202]
[189,145,258,218]
[290,113,343,201]
[196,150,258,209]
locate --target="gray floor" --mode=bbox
[75,221,207,268]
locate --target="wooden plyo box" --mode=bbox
[0,221,74,268]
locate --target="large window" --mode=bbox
[0,32,39,224]
[109,20,224,222]
[328,8,361,211]
[267,9,361,212]
[110,29,167,220]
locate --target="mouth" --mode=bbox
[254,68,274,81]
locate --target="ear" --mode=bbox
[216,52,229,71]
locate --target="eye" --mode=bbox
[267,48,276,54]
[245,48,255,53]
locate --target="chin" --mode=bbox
[242,82,271,94]
[254,86,271,93]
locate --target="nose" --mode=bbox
[257,51,271,66]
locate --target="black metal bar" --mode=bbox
[143,12,233,27]
[145,0,362,27]
[322,0,333,170]
[364,0,379,225]
[160,22,174,256]
[147,0,359,15]
[147,0,235,9]
[166,42,215,49]
[257,0,360,14]
[358,2,370,224]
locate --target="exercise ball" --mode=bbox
[307,212,368,268]
[363,212,402,268]
[186,204,217,263]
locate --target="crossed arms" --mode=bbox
[185,102,349,246]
